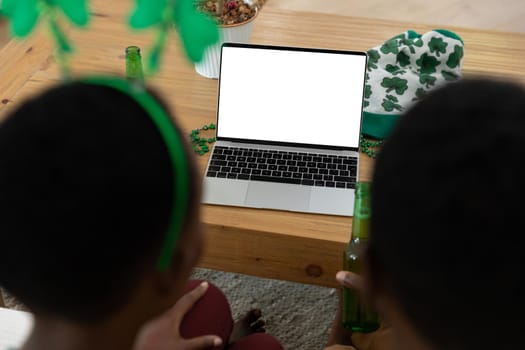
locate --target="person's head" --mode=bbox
[0,78,204,323]
[367,78,525,350]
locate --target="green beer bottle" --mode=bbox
[342,181,380,332]
[125,46,144,82]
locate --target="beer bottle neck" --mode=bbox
[125,46,144,81]
[351,182,371,241]
[351,213,369,241]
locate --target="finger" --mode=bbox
[183,335,222,349]
[171,281,210,325]
[335,271,363,290]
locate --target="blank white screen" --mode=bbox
[216,45,367,148]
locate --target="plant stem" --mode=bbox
[216,0,224,16]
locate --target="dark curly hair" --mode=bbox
[0,81,196,322]
[368,78,525,350]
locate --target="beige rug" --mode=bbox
[2,269,338,349]
[191,268,338,349]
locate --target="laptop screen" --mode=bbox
[216,44,367,150]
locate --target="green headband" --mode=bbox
[79,76,190,271]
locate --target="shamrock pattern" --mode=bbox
[381,77,409,95]
[428,37,448,57]
[396,51,411,67]
[367,49,380,71]
[416,53,440,74]
[446,45,464,68]
[385,64,406,75]
[362,29,464,140]
[382,95,403,112]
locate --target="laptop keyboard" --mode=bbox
[206,146,357,188]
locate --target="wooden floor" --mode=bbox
[265,0,525,33]
[1,0,523,48]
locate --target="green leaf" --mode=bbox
[148,46,162,73]
[49,19,73,53]
[171,0,195,25]
[1,0,17,15]
[56,0,90,27]
[7,0,40,37]
[129,0,167,29]
[177,11,219,62]
[147,29,167,73]
[173,0,219,63]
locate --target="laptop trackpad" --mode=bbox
[245,182,310,211]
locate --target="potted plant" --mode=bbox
[194,0,265,79]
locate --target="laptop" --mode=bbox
[202,43,368,216]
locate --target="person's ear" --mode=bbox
[150,243,190,299]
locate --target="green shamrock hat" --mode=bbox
[362,29,464,139]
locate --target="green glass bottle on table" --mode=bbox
[125,45,144,82]
[342,181,380,332]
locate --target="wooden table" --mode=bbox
[1,1,524,288]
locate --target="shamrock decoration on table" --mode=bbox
[129,0,219,73]
[190,123,217,155]
[1,0,90,75]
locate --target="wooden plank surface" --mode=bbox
[267,0,525,34]
[1,1,524,287]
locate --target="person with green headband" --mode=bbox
[0,77,283,350]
